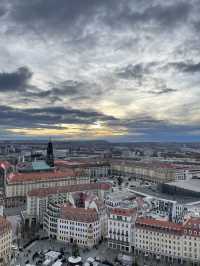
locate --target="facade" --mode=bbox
[5,169,89,207]
[26,182,111,225]
[55,160,110,180]
[0,161,13,188]
[108,208,136,253]
[57,206,100,248]
[0,216,12,265]
[111,161,192,183]
[42,191,107,248]
[43,197,62,239]
[134,216,200,263]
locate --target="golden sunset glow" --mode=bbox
[10,123,128,138]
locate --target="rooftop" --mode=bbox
[0,161,12,170]
[17,161,51,172]
[106,189,136,201]
[32,161,51,171]
[28,182,111,197]
[111,208,136,217]
[7,169,80,183]
[166,179,200,193]
[111,160,194,170]
[60,205,98,223]
[136,217,183,231]
[130,185,200,204]
[55,159,109,168]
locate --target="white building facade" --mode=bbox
[108,208,136,253]
[57,206,101,248]
[134,216,200,263]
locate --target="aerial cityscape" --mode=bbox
[0,0,200,265]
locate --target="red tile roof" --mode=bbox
[0,161,12,170]
[184,217,200,227]
[111,208,137,217]
[55,159,109,168]
[27,182,111,197]
[60,206,98,223]
[111,160,190,170]
[183,217,200,237]
[7,169,80,183]
[136,217,183,231]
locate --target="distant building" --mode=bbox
[55,160,110,180]
[46,140,54,167]
[111,160,192,183]
[5,168,90,207]
[0,161,13,188]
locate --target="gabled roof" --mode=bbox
[7,169,78,183]
[60,205,98,223]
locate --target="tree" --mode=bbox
[117,176,123,186]
[72,243,80,258]
[16,222,21,248]
[132,257,139,266]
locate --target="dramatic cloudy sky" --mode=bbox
[0,0,200,141]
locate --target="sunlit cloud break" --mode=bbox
[0,0,200,141]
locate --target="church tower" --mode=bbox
[46,139,54,167]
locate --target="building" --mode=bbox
[55,160,110,180]
[134,216,200,263]
[57,206,100,248]
[131,184,200,223]
[25,182,111,225]
[17,161,52,173]
[105,189,136,209]
[5,169,90,207]
[46,140,54,167]
[0,161,13,188]
[42,190,108,248]
[108,208,136,253]
[111,160,192,183]
[0,216,12,265]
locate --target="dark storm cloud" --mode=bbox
[29,80,82,103]
[116,64,151,80]
[7,0,117,38]
[25,79,103,103]
[170,61,200,73]
[5,0,192,38]
[0,105,117,129]
[109,116,167,130]
[0,6,6,17]
[0,0,198,141]
[116,63,177,95]
[147,87,177,95]
[0,67,32,92]
[109,116,200,141]
[105,1,192,31]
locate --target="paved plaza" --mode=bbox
[11,238,200,266]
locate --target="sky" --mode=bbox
[0,0,200,142]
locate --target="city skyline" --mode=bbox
[0,0,200,141]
